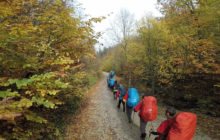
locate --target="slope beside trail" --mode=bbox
[64,74,214,140]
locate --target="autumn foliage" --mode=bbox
[0,0,101,139]
[100,0,220,116]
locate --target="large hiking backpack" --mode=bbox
[106,74,110,79]
[140,96,157,121]
[119,85,126,95]
[127,88,139,107]
[109,78,115,87]
[167,112,197,140]
[119,85,126,99]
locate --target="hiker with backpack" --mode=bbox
[106,74,110,84]
[110,70,114,78]
[113,80,119,99]
[117,85,126,112]
[149,106,176,140]
[123,88,139,123]
[166,112,197,140]
[134,95,158,139]
[108,78,115,90]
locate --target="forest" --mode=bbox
[0,0,101,139]
[99,0,220,116]
[0,0,219,139]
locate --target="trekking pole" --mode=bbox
[132,111,135,122]
[149,122,154,138]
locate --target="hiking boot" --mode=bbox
[140,133,146,139]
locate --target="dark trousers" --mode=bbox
[110,85,114,90]
[113,91,117,99]
[117,99,125,112]
[140,117,148,134]
[126,104,133,122]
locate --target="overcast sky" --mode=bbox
[77,0,162,49]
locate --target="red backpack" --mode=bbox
[140,96,157,121]
[167,112,197,140]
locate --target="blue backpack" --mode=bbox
[107,74,110,79]
[109,78,115,87]
[127,88,139,107]
[119,85,126,100]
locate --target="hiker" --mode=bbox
[166,112,197,140]
[149,106,176,140]
[123,88,139,123]
[106,74,110,83]
[113,80,119,99]
[110,70,114,78]
[134,95,158,139]
[117,85,126,112]
[108,78,115,90]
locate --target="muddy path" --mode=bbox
[64,74,215,140]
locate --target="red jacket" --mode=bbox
[123,93,128,101]
[156,119,173,139]
[157,119,172,133]
[116,90,120,97]
[122,89,128,101]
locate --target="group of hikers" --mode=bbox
[106,70,197,140]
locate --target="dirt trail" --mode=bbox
[64,74,215,140]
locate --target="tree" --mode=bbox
[108,8,135,86]
[0,0,102,139]
[100,0,220,116]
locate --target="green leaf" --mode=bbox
[48,90,60,95]
[55,79,68,88]
[32,97,55,108]
[4,78,33,89]
[0,90,20,98]
[44,101,55,108]
[17,98,33,108]
[22,64,32,68]
[24,112,47,123]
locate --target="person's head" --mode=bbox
[165,106,176,119]
[141,92,147,100]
